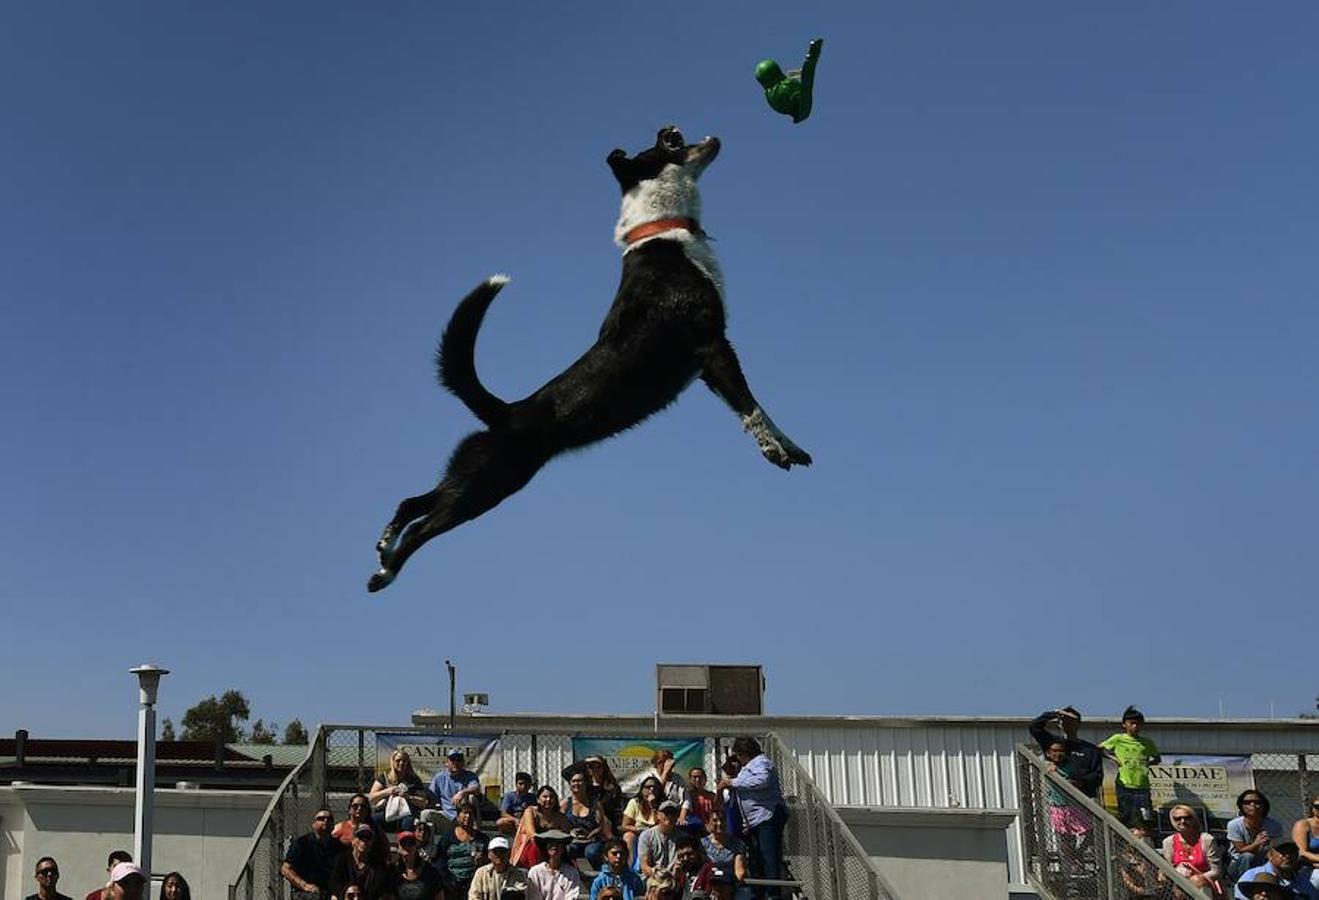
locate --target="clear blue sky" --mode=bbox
[4,3,1317,738]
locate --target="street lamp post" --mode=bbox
[130,664,168,897]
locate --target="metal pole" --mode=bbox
[446,660,456,731]
[130,664,168,899]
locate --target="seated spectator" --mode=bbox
[414,820,437,864]
[513,786,573,870]
[584,757,626,831]
[1236,872,1295,900]
[1119,819,1159,899]
[597,888,624,900]
[468,836,529,900]
[700,810,750,900]
[638,802,683,880]
[1228,790,1289,884]
[645,751,686,807]
[642,872,679,900]
[526,830,581,900]
[329,824,395,900]
[678,768,720,834]
[282,807,344,900]
[107,865,146,900]
[564,767,614,869]
[589,839,646,900]
[1162,805,1223,897]
[433,801,489,900]
[499,772,538,836]
[668,839,706,898]
[86,851,133,900]
[623,778,664,863]
[393,830,443,900]
[334,795,387,864]
[1291,796,1319,891]
[160,873,190,900]
[1029,706,1104,800]
[28,856,72,900]
[1233,843,1315,900]
[429,751,484,821]
[370,749,429,833]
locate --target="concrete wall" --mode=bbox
[838,807,1017,900]
[0,786,268,900]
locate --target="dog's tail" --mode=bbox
[437,274,512,428]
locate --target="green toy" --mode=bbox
[755,38,824,123]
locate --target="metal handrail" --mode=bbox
[1015,742,1208,899]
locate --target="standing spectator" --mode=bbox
[1043,740,1093,870]
[85,852,132,900]
[1029,707,1104,799]
[622,778,664,863]
[1232,843,1315,900]
[679,768,720,833]
[1227,790,1289,883]
[564,768,613,869]
[1290,795,1319,891]
[107,865,146,900]
[637,802,684,880]
[393,830,443,900]
[430,751,485,821]
[434,801,489,899]
[585,757,626,831]
[468,836,529,900]
[1161,805,1223,897]
[525,831,581,900]
[160,874,190,900]
[499,772,538,836]
[1100,707,1161,826]
[330,824,395,900]
[701,812,751,900]
[513,786,573,870]
[27,857,72,900]
[370,749,429,833]
[716,737,788,899]
[645,751,686,807]
[589,840,645,900]
[282,807,344,899]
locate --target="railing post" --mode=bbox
[1100,821,1116,900]
[311,730,327,808]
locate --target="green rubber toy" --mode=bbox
[755,38,824,123]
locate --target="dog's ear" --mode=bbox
[606,148,633,182]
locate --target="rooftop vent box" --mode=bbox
[656,664,763,716]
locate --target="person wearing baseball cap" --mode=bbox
[393,830,441,900]
[85,852,132,900]
[328,823,394,900]
[526,830,579,899]
[1232,842,1313,900]
[108,864,145,900]
[637,801,683,880]
[468,836,529,900]
[427,750,483,820]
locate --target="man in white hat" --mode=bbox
[468,836,529,900]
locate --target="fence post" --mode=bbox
[1100,821,1116,900]
[357,728,366,791]
[1300,753,1310,816]
[311,731,327,809]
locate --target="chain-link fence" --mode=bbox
[1018,743,1235,900]
[229,726,898,900]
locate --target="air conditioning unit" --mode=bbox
[656,664,764,716]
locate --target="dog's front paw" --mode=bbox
[367,568,397,593]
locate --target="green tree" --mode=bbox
[181,690,251,743]
[249,719,278,745]
[160,718,176,741]
[283,719,309,745]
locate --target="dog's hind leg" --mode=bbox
[368,430,548,592]
[699,338,812,470]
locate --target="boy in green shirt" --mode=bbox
[1100,706,1161,825]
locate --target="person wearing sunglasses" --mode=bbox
[1161,805,1223,897]
[28,857,73,900]
[1291,796,1319,891]
[1228,791,1287,884]
[1232,842,1314,900]
[329,823,396,900]
[283,807,345,900]
[334,795,387,863]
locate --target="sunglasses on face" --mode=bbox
[1242,799,1263,805]
[315,815,333,821]
[1172,816,1193,823]
[38,870,58,877]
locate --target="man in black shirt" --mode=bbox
[282,807,345,900]
[27,857,73,900]
[1029,706,1104,799]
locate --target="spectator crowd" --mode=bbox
[1031,704,1319,899]
[278,737,789,900]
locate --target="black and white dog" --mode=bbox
[369,126,811,592]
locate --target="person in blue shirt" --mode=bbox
[497,771,536,836]
[716,737,788,899]
[428,750,483,820]
[588,839,645,900]
[1233,842,1317,900]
